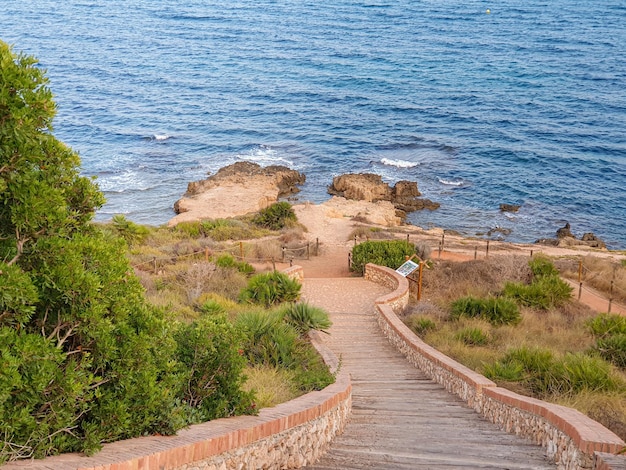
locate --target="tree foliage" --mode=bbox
[0,42,255,462]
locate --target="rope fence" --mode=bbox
[131,240,321,274]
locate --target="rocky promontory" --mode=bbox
[169,162,305,226]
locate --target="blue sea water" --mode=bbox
[2,0,626,247]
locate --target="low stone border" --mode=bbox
[364,263,626,470]
[2,266,349,470]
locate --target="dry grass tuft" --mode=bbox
[349,225,395,241]
[242,365,298,409]
[422,256,531,305]
[555,389,626,441]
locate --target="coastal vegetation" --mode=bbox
[403,255,626,440]
[350,239,417,275]
[0,42,332,463]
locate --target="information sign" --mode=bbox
[395,260,419,277]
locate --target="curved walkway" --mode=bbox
[302,277,555,469]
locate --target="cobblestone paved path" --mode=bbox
[302,277,555,470]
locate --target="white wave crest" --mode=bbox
[153,134,171,141]
[240,146,294,167]
[438,177,464,186]
[380,158,419,168]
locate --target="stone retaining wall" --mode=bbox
[2,267,349,470]
[364,263,626,470]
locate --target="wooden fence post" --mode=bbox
[578,259,583,300]
[417,262,424,301]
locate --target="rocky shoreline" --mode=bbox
[170,163,610,251]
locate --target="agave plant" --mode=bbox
[282,302,332,335]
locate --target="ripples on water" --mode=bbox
[2,0,625,247]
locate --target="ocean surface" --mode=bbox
[2,0,625,248]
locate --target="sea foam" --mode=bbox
[380,158,419,168]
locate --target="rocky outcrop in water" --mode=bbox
[327,174,439,219]
[535,222,607,249]
[170,162,305,225]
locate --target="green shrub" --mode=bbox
[587,314,626,338]
[481,297,522,325]
[485,347,621,396]
[529,255,560,278]
[492,346,554,395]
[290,343,335,392]
[174,221,203,238]
[175,315,256,421]
[252,202,297,230]
[450,296,520,325]
[550,353,621,394]
[455,327,490,346]
[235,310,299,367]
[406,316,437,337]
[482,360,525,382]
[351,240,416,275]
[234,308,335,391]
[281,302,332,334]
[215,254,255,275]
[239,271,301,307]
[199,299,227,316]
[503,276,572,310]
[503,257,572,310]
[450,296,483,320]
[595,334,626,369]
[111,215,150,245]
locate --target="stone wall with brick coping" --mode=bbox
[364,263,626,470]
[1,267,349,470]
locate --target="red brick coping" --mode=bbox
[2,265,350,470]
[364,263,626,470]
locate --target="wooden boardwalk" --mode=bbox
[302,278,555,470]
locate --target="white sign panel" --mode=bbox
[395,260,419,277]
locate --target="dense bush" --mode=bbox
[351,240,416,275]
[175,315,256,421]
[450,296,521,325]
[239,271,301,307]
[252,202,297,230]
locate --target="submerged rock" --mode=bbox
[499,203,521,213]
